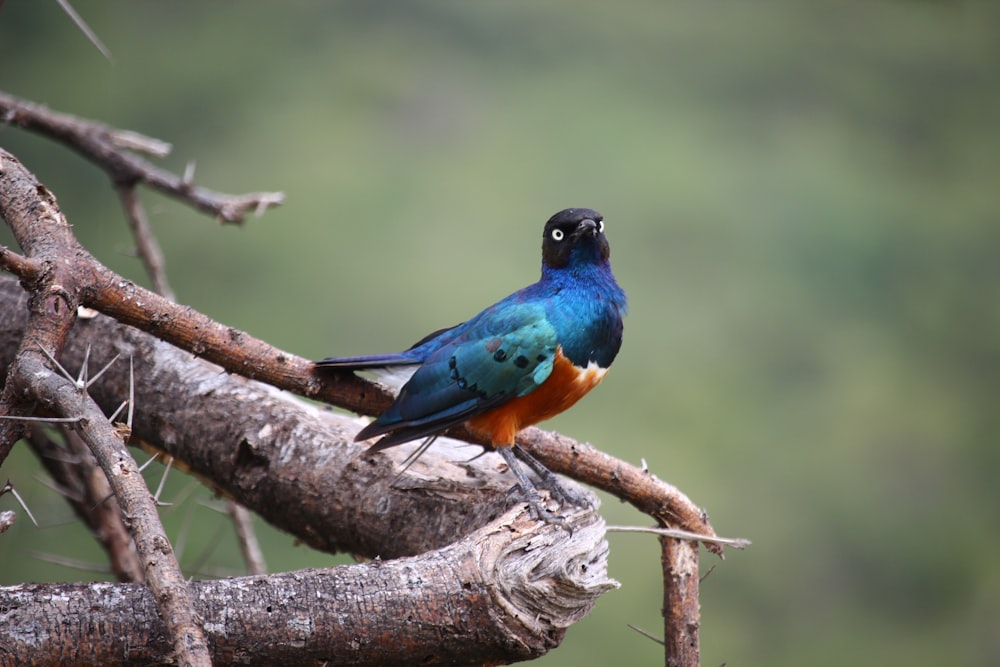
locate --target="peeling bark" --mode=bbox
[0,508,617,666]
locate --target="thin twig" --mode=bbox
[228,499,268,575]
[116,184,175,300]
[0,415,83,423]
[1,481,39,527]
[85,352,121,389]
[626,623,664,646]
[30,550,113,574]
[606,524,751,549]
[108,129,172,158]
[151,456,174,506]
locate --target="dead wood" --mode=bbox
[0,506,616,666]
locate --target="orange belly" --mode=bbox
[466,347,608,446]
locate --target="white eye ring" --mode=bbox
[551,228,565,241]
[597,220,605,233]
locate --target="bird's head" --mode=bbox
[541,208,610,269]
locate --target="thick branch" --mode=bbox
[0,507,616,666]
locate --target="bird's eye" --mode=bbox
[597,220,605,233]
[551,228,565,241]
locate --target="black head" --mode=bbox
[542,208,610,269]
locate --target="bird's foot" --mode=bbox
[504,482,570,530]
[497,446,591,531]
[510,444,594,510]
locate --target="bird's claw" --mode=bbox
[505,483,572,532]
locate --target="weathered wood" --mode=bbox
[661,535,700,667]
[0,507,617,666]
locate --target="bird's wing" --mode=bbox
[358,302,559,449]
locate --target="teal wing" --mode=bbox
[357,301,559,448]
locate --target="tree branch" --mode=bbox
[26,425,145,583]
[115,182,175,300]
[226,499,267,576]
[0,506,616,666]
[662,535,700,667]
[0,91,284,224]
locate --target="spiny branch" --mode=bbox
[0,91,284,224]
[27,425,145,582]
[0,148,211,666]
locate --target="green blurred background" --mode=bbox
[2,1,999,665]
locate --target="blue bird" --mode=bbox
[317,208,626,519]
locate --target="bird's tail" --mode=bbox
[314,353,421,369]
[315,353,423,390]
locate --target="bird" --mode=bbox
[316,208,626,521]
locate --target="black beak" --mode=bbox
[574,218,598,238]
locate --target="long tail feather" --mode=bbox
[315,353,420,369]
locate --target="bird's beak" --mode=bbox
[574,218,598,238]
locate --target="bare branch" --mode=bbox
[27,426,145,582]
[606,524,751,549]
[0,245,45,283]
[228,499,267,575]
[20,348,211,664]
[0,507,616,666]
[0,91,284,224]
[115,183,175,300]
[661,535,700,667]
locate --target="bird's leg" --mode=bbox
[497,446,570,527]
[511,444,594,510]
